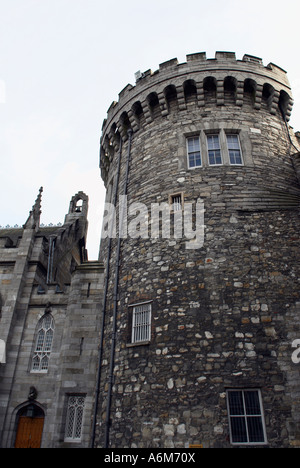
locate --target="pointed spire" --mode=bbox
[24,187,43,230]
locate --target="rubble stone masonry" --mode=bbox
[97,52,300,447]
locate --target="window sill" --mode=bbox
[126,341,151,348]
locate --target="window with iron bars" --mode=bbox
[131,302,152,344]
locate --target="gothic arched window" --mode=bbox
[31,314,54,373]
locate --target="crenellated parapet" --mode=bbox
[99,51,294,184]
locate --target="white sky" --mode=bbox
[0,0,300,260]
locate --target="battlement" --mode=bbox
[100,52,295,185]
[104,52,290,122]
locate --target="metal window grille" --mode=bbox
[171,194,182,212]
[187,137,202,168]
[65,396,85,442]
[227,134,243,165]
[131,303,151,343]
[227,390,267,444]
[207,134,222,165]
[31,315,54,372]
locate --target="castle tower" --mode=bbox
[96,52,300,448]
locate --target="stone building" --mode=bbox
[0,189,104,448]
[0,51,300,449]
[97,52,300,448]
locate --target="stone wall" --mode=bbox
[95,52,300,448]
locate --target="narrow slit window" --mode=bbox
[170,193,182,212]
[187,137,202,168]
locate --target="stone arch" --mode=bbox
[262,83,275,111]
[203,76,217,104]
[119,111,132,140]
[13,402,45,448]
[224,76,237,104]
[69,192,88,215]
[183,79,197,104]
[244,78,257,107]
[164,84,178,112]
[147,92,161,120]
[131,101,145,129]
[279,89,293,121]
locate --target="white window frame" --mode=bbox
[131,302,152,344]
[64,395,86,443]
[206,134,223,166]
[226,133,243,165]
[31,314,54,373]
[227,389,267,445]
[186,136,202,169]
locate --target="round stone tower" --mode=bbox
[96,52,300,448]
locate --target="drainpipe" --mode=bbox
[104,129,133,448]
[90,136,123,448]
[91,129,133,448]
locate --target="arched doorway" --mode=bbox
[14,404,45,448]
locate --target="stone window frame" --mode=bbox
[169,192,184,213]
[30,313,54,374]
[226,389,268,446]
[64,394,86,443]
[182,126,253,170]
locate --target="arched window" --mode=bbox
[75,199,83,213]
[31,314,54,373]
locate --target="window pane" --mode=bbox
[227,134,239,149]
[187,137,201,168]
[41,355,49,371]
[44,329,53,352]
[229,150,242,165]
[230,417,247,443]
[188,137,200,152]
[36,330,45,352]
[244,391,261,415]
[227,135,243,165]
[32,355,40,370]
[228,391,245,415]
[247,417,265,442]
[207,135,220,149]
[66,406,75,439]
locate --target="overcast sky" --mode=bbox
[1,0,300,259]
